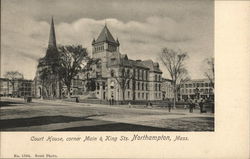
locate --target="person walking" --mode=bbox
[168,102,171,112]
[199,99,204,113]
[189,99,194,113]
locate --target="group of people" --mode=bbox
[185,98,205,113]
[167,98,206,113]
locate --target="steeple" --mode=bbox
[48,16,57,48]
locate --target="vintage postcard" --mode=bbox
[0,0,249,158]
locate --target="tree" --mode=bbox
[160,48,189,108]
[204,57,214,88]
[4,71,24,97]
[57,45,89,97]
[113,67,134,103]
[37,47,60,98]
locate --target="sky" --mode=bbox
[1,0,214,80]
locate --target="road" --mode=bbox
[0,97,214,131]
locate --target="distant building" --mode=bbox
[180,79,214,100]
[0,78,32,97]
[161,78,174,100]
[0,78,12,96]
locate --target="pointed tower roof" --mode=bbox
[95,24,117,44]
[48,17,57,48]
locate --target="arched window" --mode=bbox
[97,83,100,90]
[111,70,115,77]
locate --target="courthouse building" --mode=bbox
[82,24,163,101]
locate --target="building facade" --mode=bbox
[161,78,174,100]
[179,79,214,100]
[33,17,61,99]
[82,24,163,101]
[0,78,32,97]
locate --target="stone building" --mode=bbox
[0,78,32,97]
[83,24,163,102]
[33,17,61,98]
[161,78,174,100]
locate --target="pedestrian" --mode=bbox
[128,102,131,108]
[109,99,111,105]
[199,99,204,113]
[168,102,171,112]
[189,99,194,113]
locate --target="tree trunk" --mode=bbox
[173,83,176,109]
[122,89,125,104]
[67,85,71,98]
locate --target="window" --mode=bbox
[159,84,161,91]
[110,70,115,77]
[142,71,144,80]
[155,75,157,81]
[205,89,208,93]
[201,83,204,87]
[102,82,105,89]
[138,82,140,90]
[128,91,130,98]
[142,83,144,90]
[155,84,157,91]
[185,84,188,88]
[189,84,192,87]
[142,93,144,99]
[97,83,100,90]
[197,83,200,87]
[127,80,130,89]
[193,83,196,87]
[146,71,148,80]
[137,70,140,79]
[205,83,208,87]
[146,83,148,90]
[138,93,140,98]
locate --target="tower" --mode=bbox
[92,24,120,77]
[33,17,60,98]
[92,24,120,58]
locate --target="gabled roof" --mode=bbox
[94,25,117,44]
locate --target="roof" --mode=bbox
[94,25,118,45]
[141,60,162,73]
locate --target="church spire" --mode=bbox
[48,16,57,48]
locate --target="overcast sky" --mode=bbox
[1,0,214,80]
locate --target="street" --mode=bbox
[0,97,214,131]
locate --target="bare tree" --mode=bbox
[160,48,189,108]
[4,71,24,97]
[113,68,134,103]
[204,57,214,88]
[58,45,89,98]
